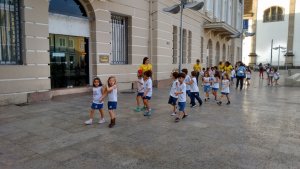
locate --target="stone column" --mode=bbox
[248,0,258,66]
[285,0,296,68]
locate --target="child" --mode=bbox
[106,76,118,128]
[245,67,251,86]
[175,73,187,122]
[202,71,212,101]
[135,69,144,112]
[143,70,153,116]
[217,73,230,105]
[168,72,179,116]
[84,77,106,125]
[212,71,221,101]
[268,67,274,86]
[190,71,203,107]
[273,68,280,85]
[182,68,192,104]
[230,68,235,85]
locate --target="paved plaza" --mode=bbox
[0,73,300,169]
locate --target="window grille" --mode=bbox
[188,30,192,64]
[172,25,177,64]
[0,0,21,65]
[263,6,284,22]
[182,29,187,64]
[111,14,128,65]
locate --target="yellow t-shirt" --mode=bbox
[139,64,152,73]
[224,65,233,74]
[218,64,225,71]
[193,64,201,72]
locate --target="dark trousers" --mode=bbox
[190,92,202,106]
[236,76,244,90]
[195,72,200,85]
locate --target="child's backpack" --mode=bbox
[236,66,245,77]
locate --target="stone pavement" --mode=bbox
[0,73,300,169]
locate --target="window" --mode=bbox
[59,38,66,47]
[111,14,128,65]
[263,6,284,22]
[0,0,21,65]
[182,29,187,64]
[188,30,192,64]
[172,26,177,64]
[201,37,204,63]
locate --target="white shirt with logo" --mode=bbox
[184,75,191,91]
[169,79,179,98]
[178,83,186,102]
[144,78,153,97]
[93,87,103,104]
[190,77,199,92]
[108,87,117,102]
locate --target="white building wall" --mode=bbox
[294,0,300,66]
[256,0,290,65]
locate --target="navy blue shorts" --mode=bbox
[91,103,103,110]
[108,101,117,110]
[221,92,229,95]
[143,96,151,100]
[137,92,144,97]
[178,102,186,111]
[212,88,218,91]
[168,96,178,106]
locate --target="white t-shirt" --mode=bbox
[212,77,219,89]
[184,75,191,90]
[190,77,199,92]
[274,72,280,80]
[221,79,230,94]
[246,71,251,79]
[144,78,153,97]
[178,83,186,102]
[203,77,211,86]
[269,70,274,77]
[231,69,235,78]
[108,86,117,102]
[137,78,144,93]
[93,87,103,104]
[169,79,179,98]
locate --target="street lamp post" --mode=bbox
[163,0,204,72]
[273,45,286,71]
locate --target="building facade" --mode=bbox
[243,0,300,67]
[0,0,242,105]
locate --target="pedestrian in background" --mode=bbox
[193,59,201,85]
[235,62,246,90]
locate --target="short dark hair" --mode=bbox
[144,70,152,77]
[172,72,179,78]
[191,71,197,77]
[143,57,149,64]
[92,77,102,87]
[181,68,188,74]
[196,59,200,62]
[178,72,186,79]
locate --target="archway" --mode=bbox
[207,39,213,67]
[48,0,96,88]
[215,42,220,66]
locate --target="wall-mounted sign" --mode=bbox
[99,55,109,63]
[52,52,65,57]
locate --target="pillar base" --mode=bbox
[284,52,294,68]
[248,53,257,66]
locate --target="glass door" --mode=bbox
[49,34,89,89]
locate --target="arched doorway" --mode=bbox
[48,0,95,88]
[215,42,220,66]
[207,39,213,67]
[222,44,226,62]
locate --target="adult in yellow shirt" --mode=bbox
[139,57,152,73]
[193,59,201,84]
[224,61,233,75]
[218,61,225,72]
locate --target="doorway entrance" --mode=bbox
[49,34,89,88]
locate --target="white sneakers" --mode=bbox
[171,112,176,116]
[84,118,106,125]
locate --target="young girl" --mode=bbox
[217,73,230,105]
[84,77,105,125]
[135,69,144,112]
[182,68,192,104]
[190,71,203,107]
[143,70,153,116]
[212,71,221,101]
[245,67,251,86]
[202,71,212,101]
[268,67,274,86]
[273,68,280,85]
[175,73,187,122]
[106,76,118,128]
[168,72,179,116]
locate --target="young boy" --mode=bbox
[190,71,203,107]
[135,69,144,112]
[181,68,192,104]
[143,70,153,116]
[168,72,179,116]
[175,73,187,122]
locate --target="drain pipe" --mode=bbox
[148,0,153,65]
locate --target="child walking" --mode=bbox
[212,71,221,101]
[245,67,251,86]
[84,77,106,125]
[182,68,192,104]
[168,72,179,116]
[273,68,280,85]
[268,67,274,86]
[106,76,118,128]
[230,68,235,85]
[175,73,187,122]
[190,71,203,107]
[202,71,212,101]
[135,69,144,112]
[143,70,153,116]
[217,73,230,105]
